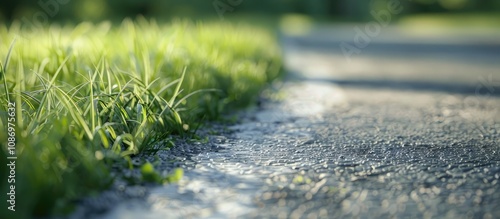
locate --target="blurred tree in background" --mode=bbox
[0,0,499,23]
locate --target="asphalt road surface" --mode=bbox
[79,25,500,219]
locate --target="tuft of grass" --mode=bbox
[0,17,282,218]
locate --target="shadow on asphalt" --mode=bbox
[287,36,500,61]
[292,75,500,97]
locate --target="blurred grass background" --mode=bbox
[1,0,500,23]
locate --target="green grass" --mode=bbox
[0,17,282,218]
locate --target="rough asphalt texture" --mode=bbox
[73,26,500,219]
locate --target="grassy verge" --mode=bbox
[0,17,282,218]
